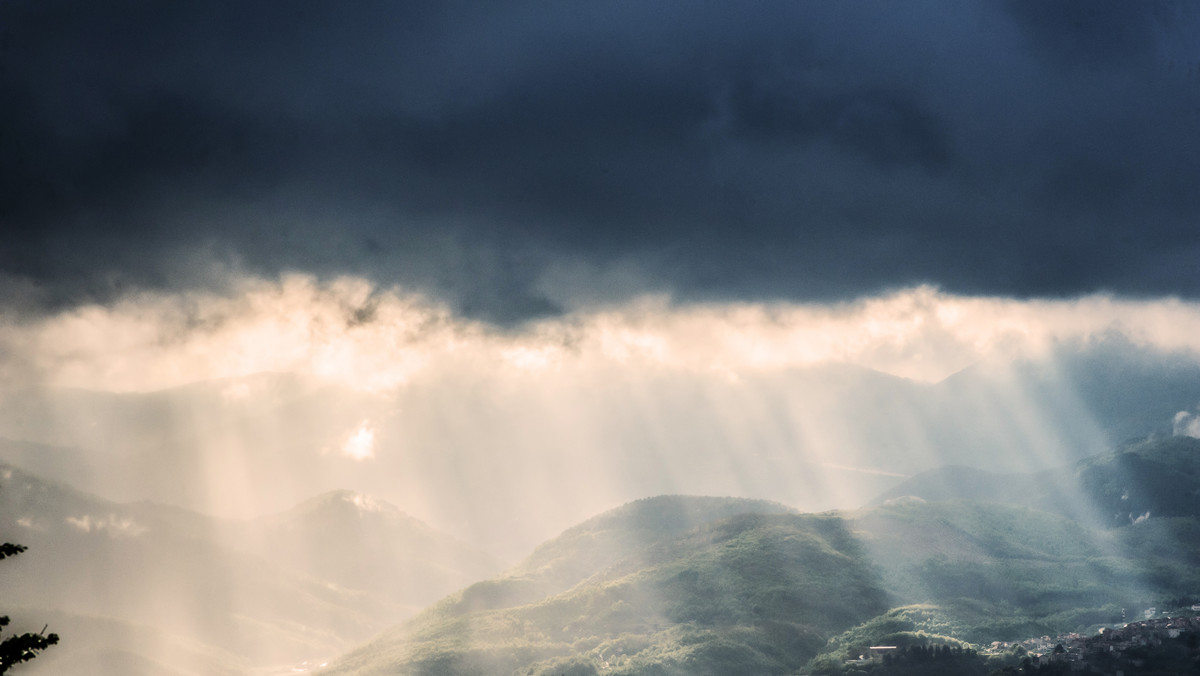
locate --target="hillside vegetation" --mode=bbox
[325,497,888,676]
[323,439,1200,676]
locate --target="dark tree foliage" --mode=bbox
[0,543,58,674]
[0,545,25,560]
[865,644,990,676]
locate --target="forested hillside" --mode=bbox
[322,439,1200,675]
[325,497,887,676]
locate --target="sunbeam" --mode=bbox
[3,278,1200,674]
[6,3,1200,672]
[2,277,1199,547]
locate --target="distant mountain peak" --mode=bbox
[338,490,392,514]
[280,488,408,521]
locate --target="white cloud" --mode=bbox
[347,493,386,512]
[1174,409,1200,438]
[64,514,146,537]
[4,275,1200,394]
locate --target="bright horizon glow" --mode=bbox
[341,422,376,461]
[2,275,1200,394]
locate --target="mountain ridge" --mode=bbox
[320,439,1200,675]
[0,462,499,675]
[872,435,1200,527]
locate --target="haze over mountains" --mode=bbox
[0,465,496,674]
[4,397,1200,674]
[3,336,1198,559]
[4,306,1200,675]
[320,439,1200,676]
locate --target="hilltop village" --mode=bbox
[828,614,1200,675]
[982,615,1200,674]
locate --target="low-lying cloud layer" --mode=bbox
[3,275,1200,393]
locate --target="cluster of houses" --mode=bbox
[834,611,1200,672]
[982,614,1200,670]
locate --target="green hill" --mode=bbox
[506,496,798,595]
[322,497,888,676]
[1074,436,1200,526]
[848,501,1142,640]
[322,481,1200,676]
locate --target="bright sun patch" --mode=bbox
[341,422,376,461]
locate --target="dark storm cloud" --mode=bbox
[2,0,1199,320]
[1004,0,1169,68]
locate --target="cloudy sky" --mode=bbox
[4,0,1199,321]
[4,1,1200,541]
